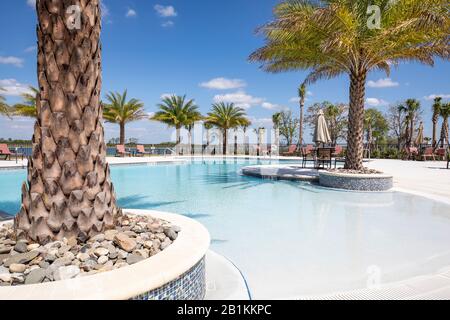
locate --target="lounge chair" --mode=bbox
[282,145,298,157]
[136,145,152,157]
[421,147,436,161]
[115,145,131,157]
[0,144,12,160]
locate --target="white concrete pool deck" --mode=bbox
[1,155,450,300]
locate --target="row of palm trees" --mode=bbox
[0,88,250,155]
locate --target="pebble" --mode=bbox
[97,255,108,265]
[3,250,40,267]
[94,247,109,257]
[53,266,80,281]
[114,233,137,252]
[14,242,28,253]
[25,268,46,285]
[9,263,27,273]
[76,252,90,262]
[27,244,40,251]
[105,230,119,241]
[126,254,145,265]
[0,246,11,254]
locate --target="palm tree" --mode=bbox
[184,110,203,155]
[298,83,306,146]
[204,122,213,148]
[0,90,11,118]
[272,112,282,152]
[250,0,449,170]
[206,102,248,155]
[151,95,199,155]
[399,99,421,147]
[15,0,121,243]
[432,97,443,148]
[103,90,146,145]
[240,119,252,156]
[439,103,450,148]
[13,86,39,118]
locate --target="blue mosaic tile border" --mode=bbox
[319,173,393,191]
[132,257,206,300]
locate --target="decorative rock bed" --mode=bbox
[242,165,319,182]
[0,210,210,300]
[319,170,393,191]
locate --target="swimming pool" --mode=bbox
[1,159,450,298]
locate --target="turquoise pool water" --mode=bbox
[1,159,450,298]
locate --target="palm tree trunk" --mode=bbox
[299,98,304,146]
[188,129,192,156]
[176,126,181,155]
[234,130,238,156]
[432,118,438,148]
[223,129,227,155]
[120,122,125,145]
[274,127,280,156]
[15,0,121,243]
[410,116,415,147]
[441,118,449,148]
[345,71,367,170]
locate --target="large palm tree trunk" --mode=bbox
[15,0,121,244]
[345,71,366,170]
[120,122,125,145]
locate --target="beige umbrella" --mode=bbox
[314,110,331,146]
[415,122,424,146]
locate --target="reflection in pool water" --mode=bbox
[1,159,450,298]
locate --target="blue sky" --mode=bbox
[0,0,449,143]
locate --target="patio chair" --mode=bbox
[405,146,419,160]
[281,145,298,157]
[421,147,436,161]
[301,146,315,168]
[115,145,131,157]
[136,145,152,157]
[435,148,446,161]
[0,144,12,160]
[316,148,332,169]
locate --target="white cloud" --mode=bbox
[261,102,289,112]
[161,20,174,28]
[26,0,35,8]
[126,9,137,18]
[424,94,450,101]
[154,5,177,17]
[200,77,246,90]
[367,78,399,88]
[213,91,264,109]
[0,79,33,96]
[24,46,36,53]
[0,56,24,67]
[365,98,389,107]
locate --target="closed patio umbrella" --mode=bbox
[314,110,331,146]
[415,122,424,146]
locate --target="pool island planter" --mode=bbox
[0,210,210,300]
[319,171,393,191]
